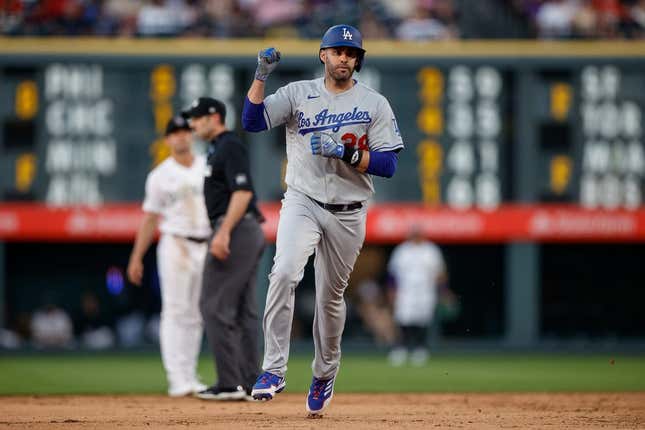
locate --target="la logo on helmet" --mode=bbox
[342,28,353,40]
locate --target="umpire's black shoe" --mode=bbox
[243,385,257,402]
[195,385,246,401]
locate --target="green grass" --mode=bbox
[0,352,644,395]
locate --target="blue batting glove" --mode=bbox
[311,132,344,159]
[311,132,322,154]
[255,48,281,81]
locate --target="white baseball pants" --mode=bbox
[157,234,207,394]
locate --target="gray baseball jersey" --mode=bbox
[263,77,404,203]
[259,77,404,381]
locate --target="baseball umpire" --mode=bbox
[184,97,265,401]
[241,24,405,415]
[127,115,210,397]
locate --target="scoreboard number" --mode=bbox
[579,66,644,209]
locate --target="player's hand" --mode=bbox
[255,48,281,81]
[210,230,230,260]
[311,131,344,159]
[127,258,144,286]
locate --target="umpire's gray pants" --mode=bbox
[200,216,265,389]
[262,188,367,379]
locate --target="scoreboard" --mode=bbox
[576,65,643,208]
[412,61,644,211]
[1,60,245,205]
[415,64,509,209]
[0,39,644,242]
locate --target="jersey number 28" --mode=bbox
[341,133,369,151]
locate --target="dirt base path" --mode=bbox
[1,393,644,429]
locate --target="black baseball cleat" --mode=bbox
[195,385,247,401]
[243,385,257,402]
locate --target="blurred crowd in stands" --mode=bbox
[1,0,644,39]
[1,290,161,350]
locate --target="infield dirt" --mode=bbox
[1,393,644,429]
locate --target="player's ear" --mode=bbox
[319,49,326,64]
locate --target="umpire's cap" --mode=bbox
[182,97,226,122]
[165,115,191,136]
[320,24,365,72]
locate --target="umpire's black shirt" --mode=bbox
[204,131,262,228]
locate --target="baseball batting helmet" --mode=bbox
[319,24,366,72]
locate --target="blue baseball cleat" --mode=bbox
[251,371,286,401]
[306,376,335,416]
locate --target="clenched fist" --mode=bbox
[255,48,281,82]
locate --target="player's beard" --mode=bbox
[329,63,354,84]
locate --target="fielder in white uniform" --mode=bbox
[387,226,448,366]
[241,24,404,415]
[127,116,211,397]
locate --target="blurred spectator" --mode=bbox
[97,0,140,35]
[137,0,182,36]
[534,0,580,38]
[530,0,633,39]
[75,291,115,350]
[592,0,626,37]
[179,0,207,36]
[296,0,361,38]
[203,0,258,37]
[115,311,146,347]
[379,0,417,20]
[395,0,458,40]
[624,0,645,37]
[354,278,397,347]
[30,303,74,348]
[0,0,25,34]
[252,0,304,28]
[386,226,449,367]
[0,328,22,349]
[60,0,97,35]
[360,8,392,39]
[146,313,160,344]
[1,303,21,349]
[572,1,599,37]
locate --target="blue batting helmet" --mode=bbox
[319,24,366,72]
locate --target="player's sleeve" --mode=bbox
[142,172,164,214]
[242,97,268,132]
[223,142,254,192]
[262,84,295,130]
[367,97,404,152]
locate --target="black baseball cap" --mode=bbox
[182,97,226,121]
[165,115,192,136]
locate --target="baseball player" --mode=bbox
[387,225,448,366]
[241,24,404,415]
[127,116,211,397]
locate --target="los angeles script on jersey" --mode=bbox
[297,107,372,135]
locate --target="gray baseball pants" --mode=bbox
[200,216,265,389]
[261,188,367,380]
